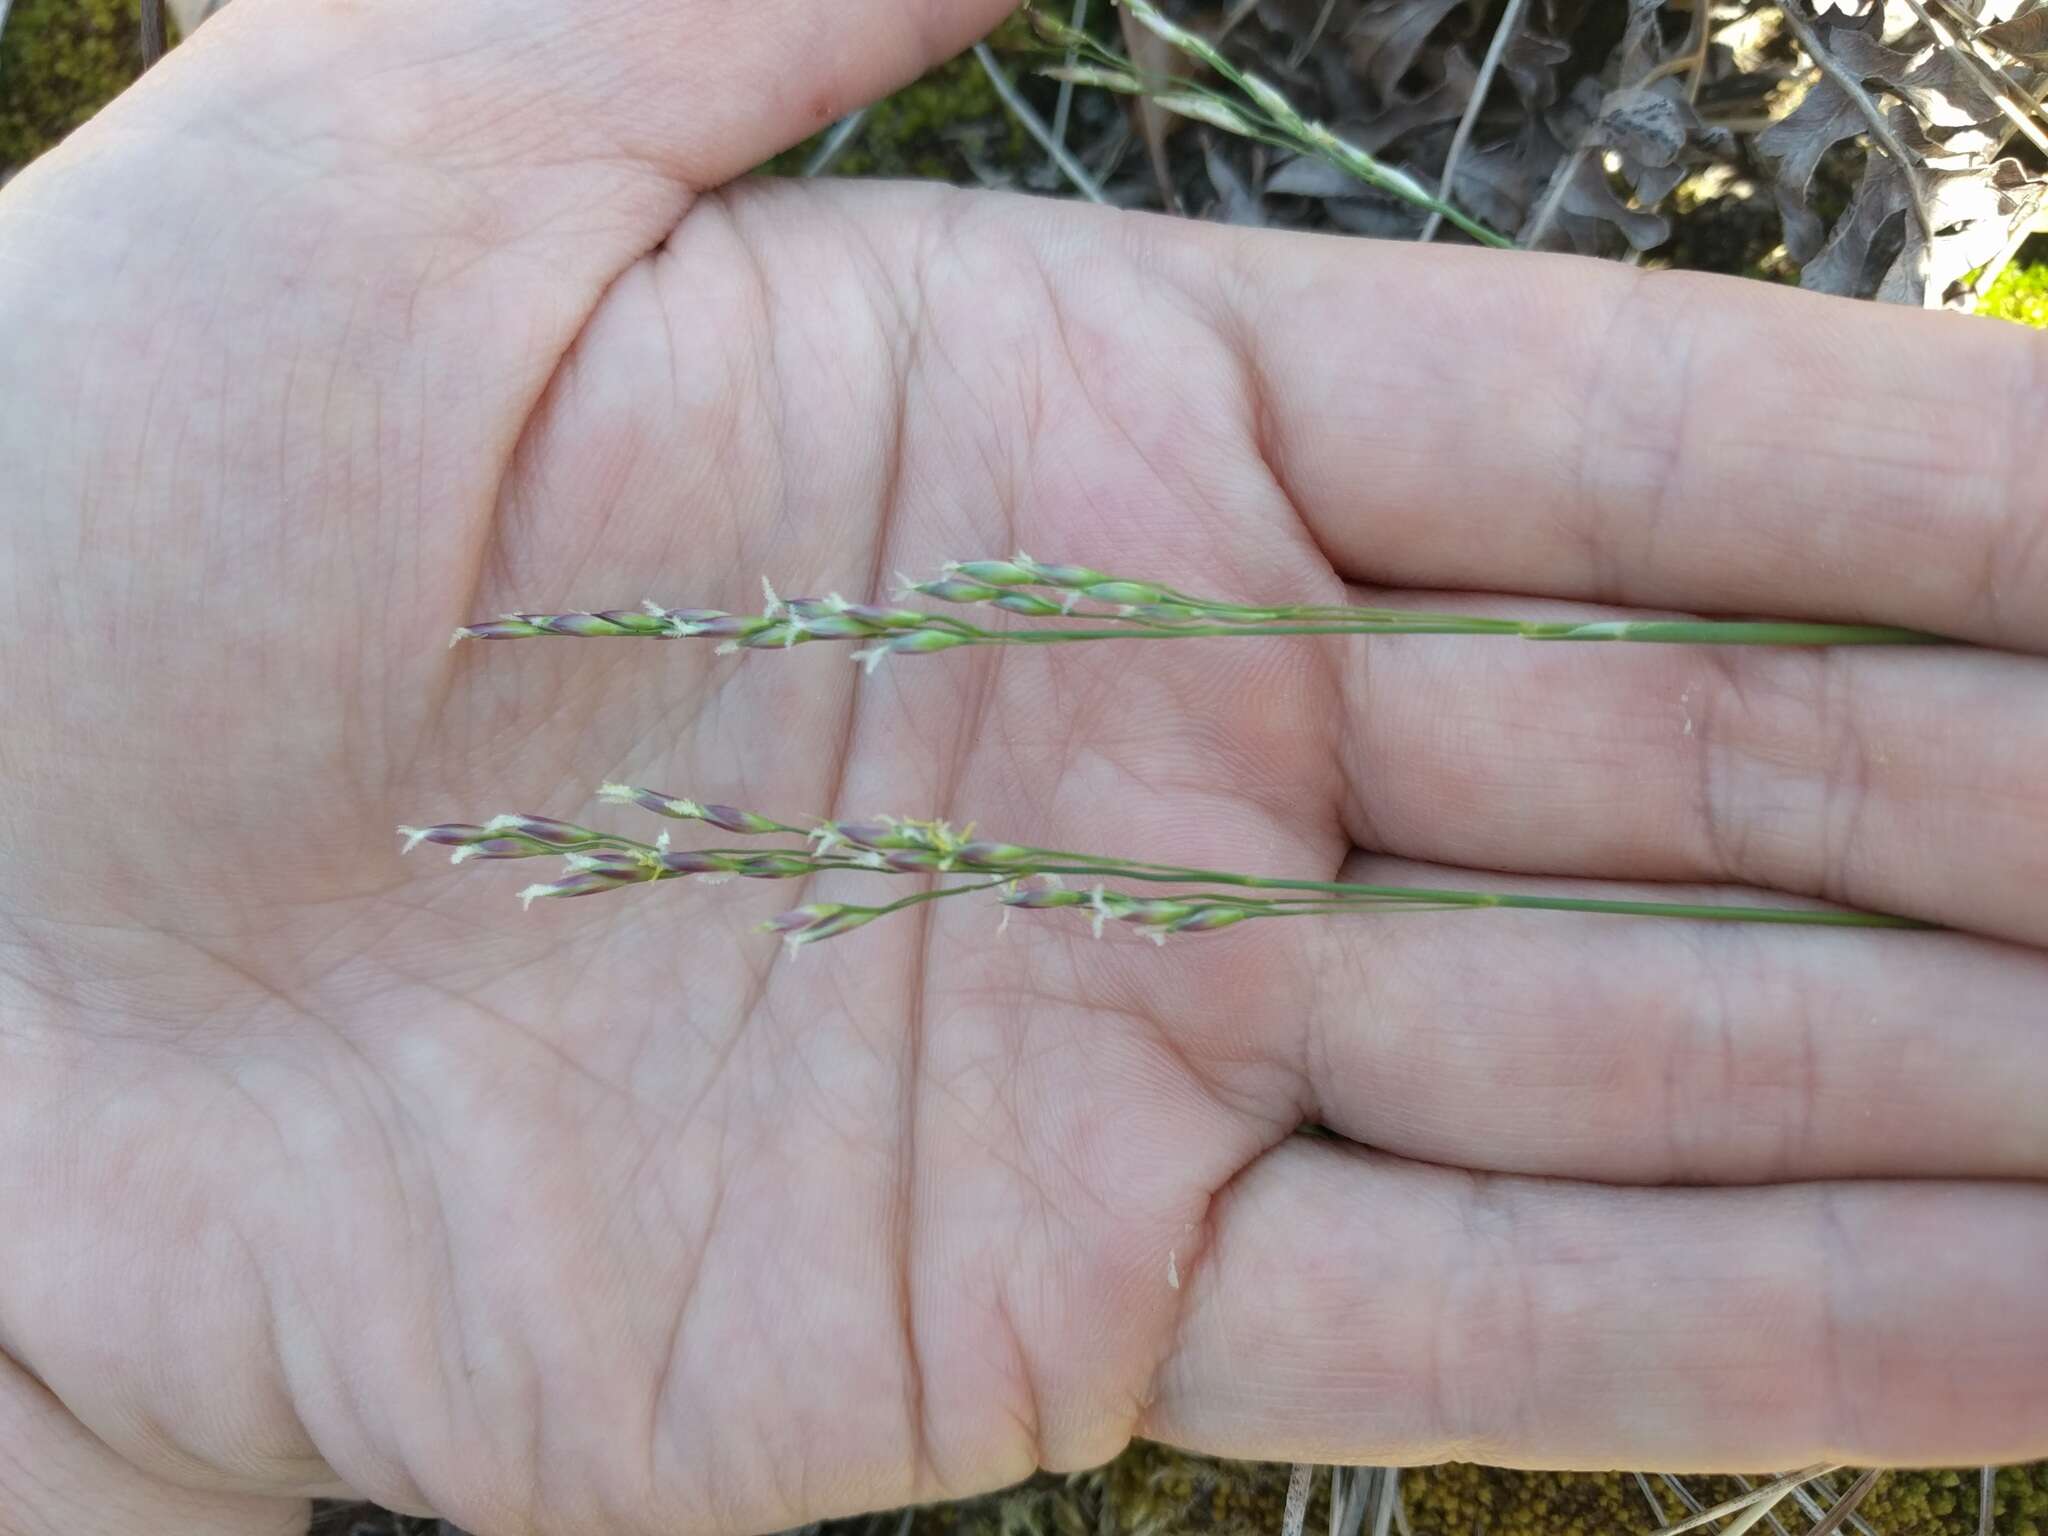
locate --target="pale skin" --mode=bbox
[1,0,2045,1532]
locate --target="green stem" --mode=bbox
[863,879,1011,916]
[605,835,1927,930]
[1005,861,1929,929]
[1530,620,1936,645]
[941,619,1937,647]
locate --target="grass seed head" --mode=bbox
[998,883,1090,910]
[655,850,744,876]
[946,559,1038,587]
[954,840,1036,870]
[911,576,1005,604]
[1076,579,1172,606]
[990,591,1067,616]
[851,630,972,674]
[451,837,561,863]
[453,619,546,641]
[761,902,883,954]
[1170,905,1254,933]
[1025,6,1093,49]
[599,788,782,836]
[835,602,932,630]
[1153,91,1263,134]
[1016,556,1111,589]
[517,868,641,908]
[398,823,494,853]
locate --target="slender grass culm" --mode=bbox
[416,552,1946,946]
[449,553,1939,664]
[399,784,1928,952]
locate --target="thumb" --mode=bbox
[61,0,1022,247]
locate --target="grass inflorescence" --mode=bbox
[399,785,1926,950]
[450,553,1940,669]
[1021,0,1514,248]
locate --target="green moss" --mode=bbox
[0,0,165,172]
[1976,252,2048,329]
[765,15,1043,181]
[823,1452,2048,1536]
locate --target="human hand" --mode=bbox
[1,1,2044,1532]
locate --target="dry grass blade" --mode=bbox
[1728,1475,1799,1536]
[1647,1466,1840,1536]
[1980,1466,1998,1536]
[1216,0,1267,44]
[974,43,1110,203]
[1719,1478,1807,1536]
[1897,0,2048,156]
[140,0,167,68]
[1637,0,1715,99]
[1634,1472,1671,1527]
[1332,1467,1375,1536]
[1282,1465,1315,1536]
[803,109,871,177]
[1804,1469,1884,1536]
[1774,1,1934,246]
[1421,0,1531,241]
[1287,0,1343,68]
[1520,140,1586,249]
[1798,1472,1884,1536]
[1117,3,1184,207]
[1369,1468,1400,1536]
[1659,1476,1709,1523]
[1049,0,1091,147]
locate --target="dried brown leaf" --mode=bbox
[1342,51,1475,150]
[1796,139,2038,301]
[1325,196,1431,234]
[1615,0,1669,84]
[1824,27,2002,126]
[1755,76,1870,260]
[1452,128,1558,227]
[1347,0,1477,98]
[1500,29,1572,107]
[1801,152,1917,294]
[1553,149,1673,250]
[1595,84,1693,166]
[1980,3,2048,59]
[1265,154,1376,196]
[1202,138,1268,222]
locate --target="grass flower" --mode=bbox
[1024,0,1514,248]
[400,785,1927,944]
[450,553,1939,663]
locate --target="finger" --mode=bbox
[0,1352,306,1536]
[1220,232,2048,651]
[1269,850,2048,1183]
[1144,1137,2048,1468]
[1328,592,2048,945]
[64,0,1015,244]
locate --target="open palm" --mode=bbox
[2,2,2044,1533]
